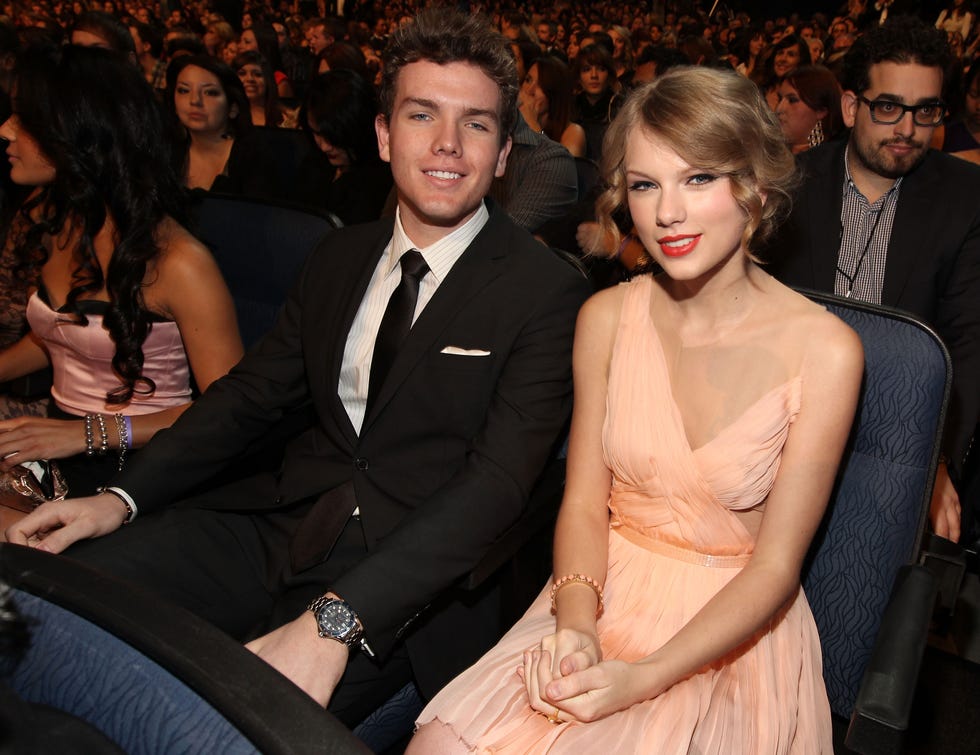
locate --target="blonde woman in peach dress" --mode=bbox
[411,67,863,754]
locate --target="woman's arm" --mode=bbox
[542,312,864,723]
[561,123,588,158]
[128,222,243,446]
[552,292,619,632]
[519,290,620,702]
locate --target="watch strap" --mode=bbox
[307,595,375,658]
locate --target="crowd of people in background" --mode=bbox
[1,1,977,191]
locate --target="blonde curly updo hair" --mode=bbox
[596,66,798,262]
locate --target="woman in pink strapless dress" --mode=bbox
[0,46,242,502]
[411,68,864,754]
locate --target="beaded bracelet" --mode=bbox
[84,414,95,456]
[550,573,604,618]
[113,413,128,471]
[94,413,109,455]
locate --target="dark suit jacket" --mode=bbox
[112,201,590,693]
[767,140,980,475]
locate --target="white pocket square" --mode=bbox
[440,346,492,357]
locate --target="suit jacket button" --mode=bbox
[354,457,369,471]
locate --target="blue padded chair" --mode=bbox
[0,543,369,755]
[800,292,950,754]
[190,192,341,349]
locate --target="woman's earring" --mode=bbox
[807,119,825,148]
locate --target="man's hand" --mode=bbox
[4,493,130,552]
[245,611,349,707]
[0,417,86,471]
[930,461,961,542]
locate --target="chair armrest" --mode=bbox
[0,543,369,755]
[845,564,938,755]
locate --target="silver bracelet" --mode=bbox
[96,486,135,525]
[113,413,128,470]
[95,413,109,456]
[84,414,95,456]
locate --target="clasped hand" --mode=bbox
[517,627,648,723]
[0,417,85,471]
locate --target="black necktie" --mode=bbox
[367,249,429,412]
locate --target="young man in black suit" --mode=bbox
[8,10,590,723]
[767,16,980,544]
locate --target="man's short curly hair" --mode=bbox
[841,15,950,94]
[379,9,518,144]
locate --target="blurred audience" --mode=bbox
[774,65,844,152]
[520,56,586,157]
[300,69,391,224]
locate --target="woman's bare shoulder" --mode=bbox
[759,276,863,375]
[579,277,633,325]
[144,218,229,314]
[151,218,222,278]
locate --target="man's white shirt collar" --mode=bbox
[384,202,491,284]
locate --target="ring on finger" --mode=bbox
[546,708,565,725]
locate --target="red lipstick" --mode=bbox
[658,234,701,257]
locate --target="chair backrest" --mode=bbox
[0,543,369,755]
[190,193,340,348]
[800,291,951,718]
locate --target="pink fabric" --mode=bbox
[26,293,192,416]
[416,275,832,753]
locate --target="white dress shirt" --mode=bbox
[338,203,490,435]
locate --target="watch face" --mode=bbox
[316,599,356,637]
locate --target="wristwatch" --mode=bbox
[307,595,375,658]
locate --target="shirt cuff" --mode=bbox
[103,486,138,523]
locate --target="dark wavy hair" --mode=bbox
[11,45,188,404]
[301,69,380,165]
[841,15,951,94]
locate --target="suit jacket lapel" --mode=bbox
[805,143,846,292]
[360,210,508,432]
[882,155,936,306]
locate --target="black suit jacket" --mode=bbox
[112,202,590,693]
[767,140,980,474]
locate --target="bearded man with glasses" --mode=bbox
[768,15,980,546]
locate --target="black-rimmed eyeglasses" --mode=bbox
[856,95,946,126]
